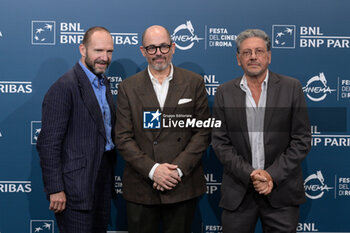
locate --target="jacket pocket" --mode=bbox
[63,157,87,173]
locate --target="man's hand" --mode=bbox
[153,163,181,191]
[153,169,181,191]
[250,169,274,195]
[49,191,66,213]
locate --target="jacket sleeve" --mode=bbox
[211,85,254,186]
[114,82,156,178]
[171,78,211,176]
[266,80,311,186]
[36,81,71,195]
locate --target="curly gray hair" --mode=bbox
[235,29,271,53]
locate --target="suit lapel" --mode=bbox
[74,63,106,139]
[137,70,160,142]
[154,67,185,139]
[264,71,280,132]
[103,75,116,125]
[137,70,160,110]
[232,78,251,156]
[162,68,185,115]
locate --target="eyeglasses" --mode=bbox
[143,44,172,55]
[239,49,267,58]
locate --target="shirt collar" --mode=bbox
[79,60,105,88]
[148,63,174,84]
[240,70,269,91]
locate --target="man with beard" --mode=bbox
[37,26,116,233]
[115,25,210,233]
[212,29,311,233]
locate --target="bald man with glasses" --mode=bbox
[115,25,210,233]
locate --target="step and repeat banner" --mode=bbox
[0,0,349,232]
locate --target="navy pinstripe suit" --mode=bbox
[37,63,116,232]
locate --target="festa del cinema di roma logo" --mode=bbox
[303,72,336,102]
[171,21,204,50]
[304,170,333,199]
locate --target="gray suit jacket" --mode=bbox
[115,66,210,205]
[37,63,116,210]
[212,71,311,211]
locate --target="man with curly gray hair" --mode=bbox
[212,29,311,233]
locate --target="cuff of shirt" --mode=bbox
[149,163,160,180]
[177,168,183,178]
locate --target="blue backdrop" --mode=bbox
[0,0,349,232]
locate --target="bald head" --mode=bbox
[140,25,175,73]
[82,26,112,47]
[142,25,172,46]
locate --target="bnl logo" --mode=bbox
[31,121,42,145]
[272,25,296,48]
[143,110,161,129]
[30,220,54,233]
[31,21,56,45]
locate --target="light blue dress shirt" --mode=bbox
[79,60,114,151]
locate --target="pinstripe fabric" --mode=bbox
[37,63,116,230]
[55,151,113,233]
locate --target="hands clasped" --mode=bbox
[250,169,274,195]
[152,163,181,191]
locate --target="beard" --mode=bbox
[150,62,170,71]
[85,55,110,75]
[150,55,171,71]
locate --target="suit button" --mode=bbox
[153,141,158,145]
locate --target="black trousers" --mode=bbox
[222,188,299,233]
[126,198,198,233]
[55,150,114,233]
